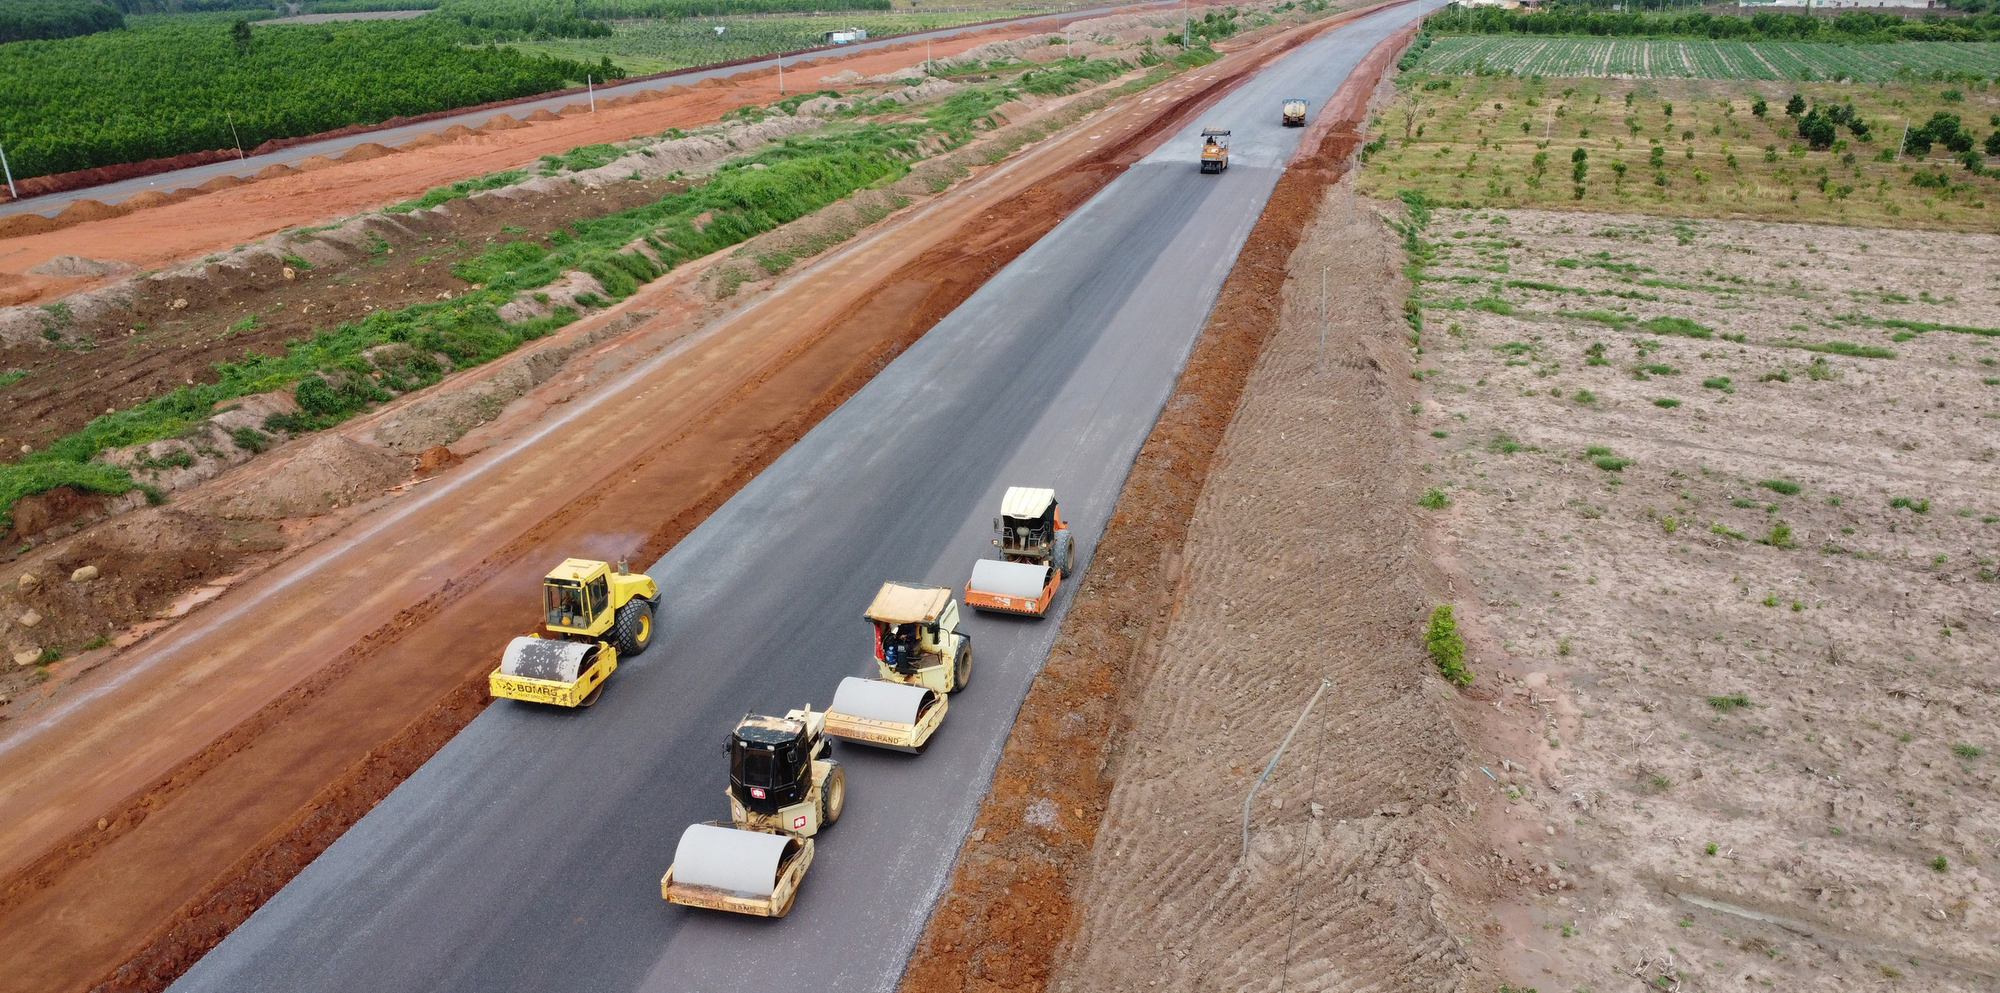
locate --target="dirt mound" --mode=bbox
[437,124,477,141]
[2,487,109,545]
[336,142,394,163]
[400,133,447,150]
[524,109,560,122]
[25,255,133,279]
[191,435,409,520]
[120,190,191,210]
[412,445,462,475]
[1,507,282,670]
[0,213,58,241]
[293,156,339,172]
[195,175,249,193]
[54,200,127,224]
[252,164,297,180]
[482,115,526,131]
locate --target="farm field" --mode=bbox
[1416,36,2000,82]
[1357,74,2000,230]
[1401,203,2000,991]
[504,10,1040,76]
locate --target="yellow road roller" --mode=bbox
[489,557,658,707]
[822,676,948,753]
[866,581,971,695]
[661,822,814,918]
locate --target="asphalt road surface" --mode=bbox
[0,3,1156,220]
[170,5,1435,991]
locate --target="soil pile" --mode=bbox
[188,434,409,521]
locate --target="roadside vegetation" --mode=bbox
[500,9,1037,77]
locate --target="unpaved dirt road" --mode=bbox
[153,5,1441,993]
[0,7,1419,993]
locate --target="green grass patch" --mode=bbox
[1653,396,1681,407]
[1702,376,1734,393]
[1708,694,1751,711]
[1758,479,1801,496]
[1890,496,1931,513]
[0,369,28,390]
[1419,487,1452,510]
[1640,316,1714,339]
[1779,339,1895,359]
[386,169,527,214]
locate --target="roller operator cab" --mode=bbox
[726,710,845,838]
[866,581,972,694]
[488,557,659,708]
[1200,127,1230,174]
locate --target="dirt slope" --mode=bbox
[1049,179,1479,993]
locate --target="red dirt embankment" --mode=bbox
[899,12,1423,993]
[0,20,1353,993]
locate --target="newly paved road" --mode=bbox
[170,5,1434,991]
[0,3,1158,219]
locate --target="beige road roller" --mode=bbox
[965,486,1071,618]
[867,581,971,694]
[661,822,814,918]
[489,558,659,708]
[822,675,948,753]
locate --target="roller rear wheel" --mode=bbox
[952,637,972,692]
[819,762,847,826]
[612,599,655,657]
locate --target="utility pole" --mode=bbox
[226,113,244,160]
[1182,0,1190,50]
[0,139,16,201]
[588,74,596,112]
[1895,118,1908,160]
[777,59,783,94]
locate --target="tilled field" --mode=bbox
[1410,208,2000,990]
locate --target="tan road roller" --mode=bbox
[965,486,1072,618]
[1282,98,1308,127]
[1199,127,1231,173]
[822,675,947,753]
[867,581,972,694]
[661,822,814,918]
[489,558,659,707]
[662,708,845,917]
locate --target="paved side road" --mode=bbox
[0,3,1156,220]
[168,5,1437,992]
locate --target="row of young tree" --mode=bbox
[1434,7,2000,43]
[0,18,613,179]
[0,0,124,43]
[431,0,891,41]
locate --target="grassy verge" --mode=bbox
[1356,70,2000,229]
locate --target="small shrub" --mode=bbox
[1594,456,1633,472]
[1572,389,1596,404]
[1890,496,1931,514]
[1758,479,1800,496]
[1661,516,1678,534]
[1418,487,1451,510]
[1954,743,1986,759]
[1763,522,1796,549]
[1708,694,1751,711]
[1702,376,1734,393]
[1932,855,1949,873]
[230,426,269,454]
[1423,605,1472,686]
[1653,397,1681,408]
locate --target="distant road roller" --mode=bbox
[823,675,947,753]
[866,581,972,694]
[661,822,814,917]
[1199,127,1231,173]
[489,557,658,707]
[965,486,1071,618]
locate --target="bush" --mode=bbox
[1423,605,1472,686]
[1758,479,1800,496]
[1418,487,1451,510]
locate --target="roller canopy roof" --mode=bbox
[999,486,1056,519]
[865,581,951,625]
